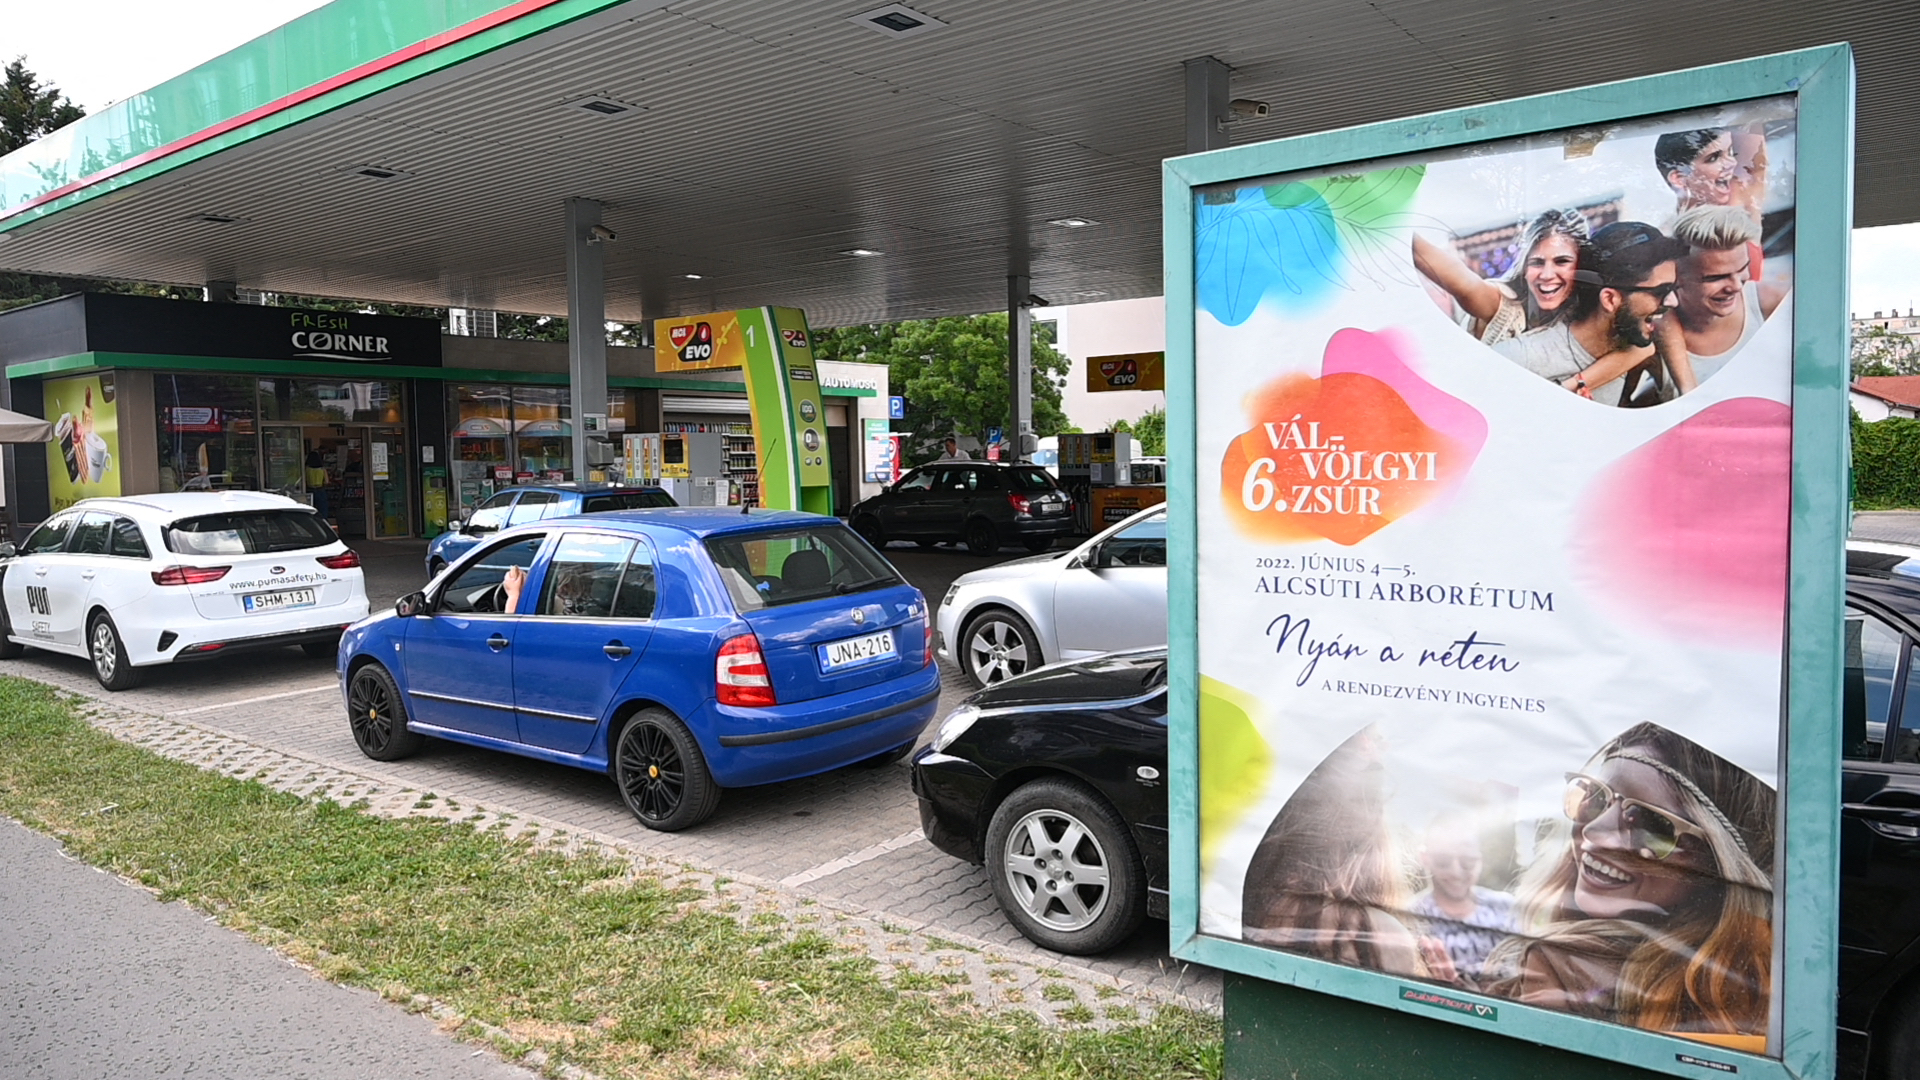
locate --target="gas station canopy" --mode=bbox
[0,0,1915,326]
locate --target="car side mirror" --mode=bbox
[0,541,14,558]
[395,591,429,617]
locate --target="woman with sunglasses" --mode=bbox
[1484,722,1776,1049]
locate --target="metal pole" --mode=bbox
[1184,56,1231,154]
[1008,273,1032,462]
[564,197,609,481]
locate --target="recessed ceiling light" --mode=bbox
[841,248,882,257]
[1048,217,1098,228]
[683,273,704,280]
[847,4,948,38]
[347,165,413,181]
[568,95,637,117]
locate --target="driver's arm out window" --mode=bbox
[438,536,546,614]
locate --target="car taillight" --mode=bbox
[317,551,361,569]
[151,566,231,586]
[716,633,777,707]
[1007,493,1032,515]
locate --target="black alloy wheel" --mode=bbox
[88,613,142,691]
[984,778,1147,955]
[614,709,720,832]
[964,517,1000,555]
[347,663,423,761]
[960,609,1038,688]
[852,516,885,547]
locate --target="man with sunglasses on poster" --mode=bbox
[1493,222,1689,406]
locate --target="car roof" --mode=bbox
[506,482,668,495]
[512,506,838,539]
[62,491,308,521]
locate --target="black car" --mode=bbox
[912,648,1169,954]
[848,461,1074,555]
[912,555,1920,1079]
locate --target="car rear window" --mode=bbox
[1007,466,1058,492]
[165,511,337,555]
[704,525,903,610]
[582,490,676,513]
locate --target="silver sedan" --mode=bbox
[935,505,1167,688]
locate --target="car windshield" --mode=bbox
[582,490,676,513]
[704,525,903,610]
[165,510,337,555]
[1006,466,1057,492]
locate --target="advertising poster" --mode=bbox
[1087,351,1167,393]
[1192,97,1808,1061]
[864,418,895,483]
[44,373,120,511]
[654,310,752,372]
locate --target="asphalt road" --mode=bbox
[0,531,1217,1074]
[0,815,539,1080]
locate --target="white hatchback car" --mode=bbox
[936,504,1167,687]
[0,491,370,690]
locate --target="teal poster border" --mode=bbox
[1162,44,1854,1080]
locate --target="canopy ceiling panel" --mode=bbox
[0,0,1913,326]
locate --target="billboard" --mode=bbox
[1166,48,1852,1080]
[44,372,121,511]
[1087,351,1166,392]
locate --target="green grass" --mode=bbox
[0,679,1221,1079]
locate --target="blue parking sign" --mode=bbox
[888,396,905,420]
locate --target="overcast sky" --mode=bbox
[8,1,1919,316]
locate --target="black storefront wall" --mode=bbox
[0,293,444,533]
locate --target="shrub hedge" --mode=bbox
[1853,409,1920,509]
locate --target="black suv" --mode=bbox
[848,461,1073,555]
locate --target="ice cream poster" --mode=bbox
[44,373,121,510]
[1192,96,1801,1059]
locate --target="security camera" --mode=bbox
[1228,98,1270,121]
[1024,293,1052,308]
[587,224,617,243]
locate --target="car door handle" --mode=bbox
[602,641,633,659]
[1846,803,1920,839]
[486,634,510,652]
[33,566,47,576]
[80,571,95,580]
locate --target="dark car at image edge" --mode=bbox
[848,461,1074,555]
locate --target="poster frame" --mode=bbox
[1163,45,1853,1080]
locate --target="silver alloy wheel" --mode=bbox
[965,618,1029,684]
[1000,807,1112,932]
[91,621,117,681]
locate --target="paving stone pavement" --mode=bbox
[1853,510,1920,548]
[59,693,1213,1033]
[4,539,1220,1027]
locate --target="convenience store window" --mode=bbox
[444,383,573,515]
[259,378,406,424]
[155,374,259,492]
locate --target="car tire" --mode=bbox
[985,778,1146,955]
[1022,537,1054,553]
[1871,978,1920,1080]
[960,609,1038,688]
[429,557,447,579]
[852,516,885,547]
[614,709,720,831]
[964,517,999,556]
[346,663,424,761]
[0,599,24,659]
[87,612,142,691]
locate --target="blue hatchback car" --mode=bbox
[426,483,676,577]
[342,508,942,830]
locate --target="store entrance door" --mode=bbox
[266,426,412,540]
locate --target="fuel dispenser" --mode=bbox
[625,431,730,506]
[1058,431,1162,532]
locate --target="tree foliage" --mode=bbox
[1112,406,1166,456]
[1853,325,1920,378]
[814,314,1072,465]
[1,57,82,156]
[1852,408,1920,508]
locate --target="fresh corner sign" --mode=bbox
[1166,47,1851,1080]
[653,306,832,513]
[287,311,394,362]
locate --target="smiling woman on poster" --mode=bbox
[1483,722,1776,1049]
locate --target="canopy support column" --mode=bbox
[565,197,609,481]
[1184,56,1231,153]
[1008,273,1033,462]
